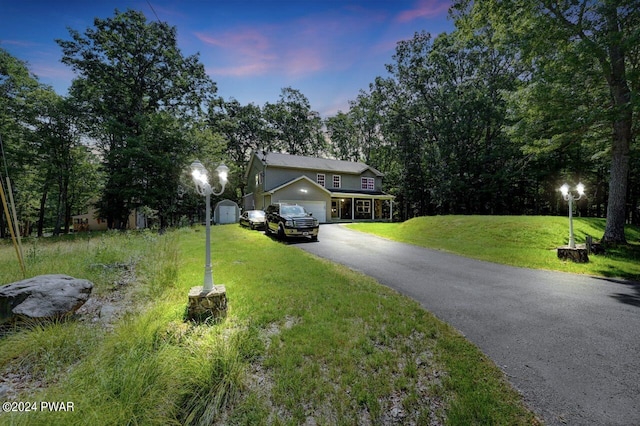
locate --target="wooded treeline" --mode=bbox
[1,3,638,242]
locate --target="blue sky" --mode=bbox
[0,0,453,117]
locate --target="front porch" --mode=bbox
[330,195,393,222]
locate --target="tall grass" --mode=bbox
[0,320,99,386]
[1,230,155,291]
[0,226,538,425]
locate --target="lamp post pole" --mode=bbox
[204,189,213,291]
[568,194,575,248]
[191,160,229,293]
[560,183,585,249]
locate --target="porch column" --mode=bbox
[351,197,355,220]
[371,198,374,220]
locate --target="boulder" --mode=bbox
[0,274,93,324]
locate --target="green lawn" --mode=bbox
[348,216,640,281]
[0,226,539,425]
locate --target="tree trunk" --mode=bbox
[53,191,64,236]
[602,120,630,244]
[37,189,48,237]
[601,7,631,244]
[64,202,72,234]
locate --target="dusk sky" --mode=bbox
[1,0,454,117]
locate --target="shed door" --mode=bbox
[218,206,236,224]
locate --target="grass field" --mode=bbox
[349,216,640,281]
[0,226,538,425]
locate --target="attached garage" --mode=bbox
[268,175,331,223]
[281,200,327,223]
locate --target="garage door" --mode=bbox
[282,200,327,223]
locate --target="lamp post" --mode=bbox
[190,160,229,292]
[560,182,585,249]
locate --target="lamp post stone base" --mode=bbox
[187,285,227,322]
[557,246,589,263]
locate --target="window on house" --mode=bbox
[333,175,341,188]
[361,177,375,190]
[317,173,325,187]
[356,200,371,214]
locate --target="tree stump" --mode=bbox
[585,235,606,255]
[557,246,589,263]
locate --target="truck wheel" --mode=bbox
[278,224,286,240]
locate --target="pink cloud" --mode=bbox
[196,28,278,77]
[195,6,389,80]
[396,0,450,22]
[196,24,335,78]
[196,29,273,59]
[32,63,75,80]
[208,62,273,77]
[1,39,39,47]
[284,48,326,76]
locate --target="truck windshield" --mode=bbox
[281,206,306,215]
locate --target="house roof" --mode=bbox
[330,188,391,196]
[267,175,332,195]
[254,151,384,177]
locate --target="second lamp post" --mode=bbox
[560,182,585,249]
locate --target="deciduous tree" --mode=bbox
[453,0,639,243]
[57,9,216,228]
[373,30,521,218]
[264,87,326,156]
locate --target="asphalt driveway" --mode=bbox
[297,224,640,425]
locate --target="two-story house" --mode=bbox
[243,151,394,223]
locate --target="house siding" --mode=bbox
[270,179,331,222]
[244,157,267,210]
[266,167,382,192]
[341,169,381,191]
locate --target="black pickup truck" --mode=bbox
[265,203,319,241]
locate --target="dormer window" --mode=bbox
[361,177,375,190]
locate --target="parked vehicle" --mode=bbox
[239,210,266,230]
[265,203,319,241]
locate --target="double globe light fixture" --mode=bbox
[560,182,585,249]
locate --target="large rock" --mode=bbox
[0,274,93,324]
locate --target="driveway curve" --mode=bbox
[297,224,640,425]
